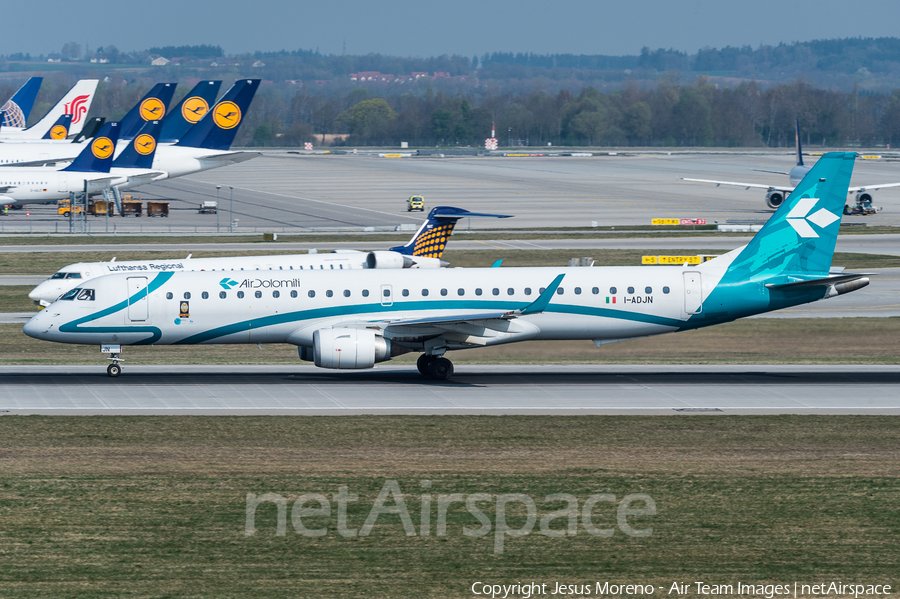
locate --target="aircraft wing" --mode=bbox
[125,171,167,186]
[0,157,74,167]
[0,185,16,193]
[197,151,261,165]
[848,183,900,193]
[679,177,794,192]
[751,168,791,175]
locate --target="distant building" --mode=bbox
[150,56,170,66]
[411,72,429,79]
[433,72,450,79]
[252,60,266,68]
[89,57,109,64]
[47,54,61,63]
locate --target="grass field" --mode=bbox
[0,415,897,597]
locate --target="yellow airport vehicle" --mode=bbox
[407,195,425,212]
[57,199,83,217]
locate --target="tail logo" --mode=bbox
[64,95,90,125]
[213,101,241,130]
[1,101,25,128]
[412,223,454,257]
[49,124,69,139]
[181,97,209,124]
[785,197,840,239]
[91,137,114,160]
[134,133,157,156]
[139,98,166,121]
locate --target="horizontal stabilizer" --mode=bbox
[765,273,873,290]
[197,151,261,165]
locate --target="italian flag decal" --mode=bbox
[606,297,616,304]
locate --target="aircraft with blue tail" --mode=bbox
[0,79,98,140]
[0,76,42,128]
[158,80,222,144]
[27,206,512,306]
[25,153,867,379]
[118,83,176,140]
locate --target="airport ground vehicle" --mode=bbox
[407,195,425,211]
[147,201,170,217]
[121,198,143,217]
[57,200,84,217]
[199,201,217,214]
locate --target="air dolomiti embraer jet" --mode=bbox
[24,152,868,380]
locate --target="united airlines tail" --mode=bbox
[113,120,162,169]
[41,114,73,140]
[175,79,260,150]
[62,121,120,173]
[16,79,99,138]
[1,76,42,127]
[389,206,513,259]
[159,80,222,143]
[119,83,176,141]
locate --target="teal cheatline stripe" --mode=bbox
[59,272,175,345]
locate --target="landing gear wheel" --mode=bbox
[416,354,432,376]
[427,357,454,381]
[107,363,121,377]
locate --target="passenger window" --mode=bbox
[238,291,245,299]
[645,287,652,294]
[539,287,545,294]
[574,287,582,295]
[402,289,409,297]
[202,292,209,299]
[308,290,315,298]
[184,292,191,299]
[492,288,499,296]
[383,289,391,297]
[475,288,482,296]
[290,290,298,298]
[343,290,350,297]
[166,292,173,300]
[422,289,429,296]
[592,287,599,295]
[77,289,95,301]
[362,289,369,297]
[556,288,564,295]
[326,290,334,298]
[457,288,465,296]
[507,288,514,295]
[524,288,532,296]
[441,289,448,296]
[628,287,635,294]
[255,291,262,299]
[273,291,280,298]
[609,287,617,294]
[663,286,670,294]
[219,291,226,299]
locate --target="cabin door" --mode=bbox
[126,276,149,322]
[682,272,702,315]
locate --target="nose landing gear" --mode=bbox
[106,352,123,377]
[416,354,454,380]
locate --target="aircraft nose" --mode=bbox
[22,312,48,339]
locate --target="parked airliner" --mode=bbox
[27,206,511,305]
[24,153,866,380]
[0,79,98,140]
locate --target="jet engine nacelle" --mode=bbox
[856,192,873,204]
[366,251,414,269]
[765,191,785,209]
[312,328,390,369]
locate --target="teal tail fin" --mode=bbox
[725,151,855,279]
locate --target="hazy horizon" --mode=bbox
[4,0,899,59]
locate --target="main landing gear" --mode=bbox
[106,353,123,377]
[417,354,454,381]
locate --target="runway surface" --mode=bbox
[1,153,900,232]
[1,365,898,415]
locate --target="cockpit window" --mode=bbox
[77,289,95,301]
[60,288,81,301]
[66,273,82,279]
[50,273,67,280]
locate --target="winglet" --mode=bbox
[491,259,503,268]
[517,274,565,316]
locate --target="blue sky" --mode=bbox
[6,0,900,57]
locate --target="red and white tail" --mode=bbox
[1,79,98,140]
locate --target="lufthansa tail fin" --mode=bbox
[1,76,42,127]
[795,118,804,167]
[23,79,98,138]
[119,83,176,141]
[159,80,222,143]
[41,114,73,140]
[112,120,162,169]
[62,121,119,173]
[176,79,260,151]
[72,117,104,143]
[723,152,856,278]
[389,206,513,258]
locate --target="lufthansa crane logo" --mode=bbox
[139,98,166,121]
[49,124,68,139]
[213,101,241,129]
[181,96,209,124]
[91,137,114,160]
[134,133,157,156]
[785,197,839,238]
